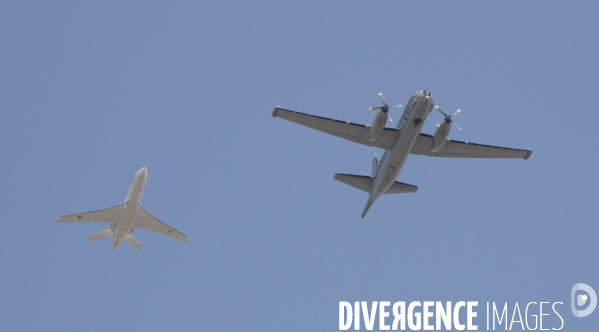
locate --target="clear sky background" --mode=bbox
[1,1,598,331]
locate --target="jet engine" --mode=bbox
[430,105,462,152]
[368,92,402,142]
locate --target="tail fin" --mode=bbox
[372,154,378,177]
[87,229,114,242]
[123,234,141,250]
[333,173,418,194]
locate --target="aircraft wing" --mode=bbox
[56,204,124,223]
[134,207,188,242]
[411,133,532,159]
[272,107,398,150]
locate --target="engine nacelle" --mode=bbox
[431,120,451,152]
[368,110,389,142]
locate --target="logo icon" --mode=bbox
[571,283,597,317]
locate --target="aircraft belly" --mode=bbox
[123,206,139,224]
[113,222,132,249]
[124,182,144,208]
[373,120,423,200]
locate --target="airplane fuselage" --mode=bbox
[57,166,188,249]
[113,167,147,249]
[368,90,434,206]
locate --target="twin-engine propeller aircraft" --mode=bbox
[56,167,188,249]
[272,90,532,218]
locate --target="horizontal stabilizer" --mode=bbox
[385,181,418,194]
[334,173,372,192]
[87,229,114,242]
[333,173,418,194]
[124,234,141,250]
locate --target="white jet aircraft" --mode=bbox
[57,167,188,249]
[272,90,532,218]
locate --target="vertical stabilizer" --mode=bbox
[372,154,378,177]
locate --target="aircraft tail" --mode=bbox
[123,234,141,250]
[333,173,418,194]
[361,199,374,218]
[372,154,378,177]
[87,229,114,242]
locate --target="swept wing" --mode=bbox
[56,204,124,223]
[134,207,188,242]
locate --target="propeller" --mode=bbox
[369,92,402,122]
[435,105,462,130]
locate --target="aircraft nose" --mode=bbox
[139,167,147,177]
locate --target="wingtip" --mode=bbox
[524,149,532,160]
[272,106,281,118]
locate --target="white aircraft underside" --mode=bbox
[272,90,532,218]
[56,167,188,249]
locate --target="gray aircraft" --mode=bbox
[272,90,532,217]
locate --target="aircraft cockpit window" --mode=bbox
[423,90,432,97]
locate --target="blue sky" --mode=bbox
[1,1,598,331]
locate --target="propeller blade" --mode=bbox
[452,121,463,131]
[435,105,448,117]
[389,113,393,122]
[452,109,461,116]
[371,92,399,120]
[378,92,386,105]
